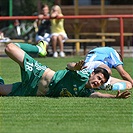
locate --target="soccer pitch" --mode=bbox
[0,56,133,133]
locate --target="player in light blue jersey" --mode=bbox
[84,47,133,90]
[85,47,123,69]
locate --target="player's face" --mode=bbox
[88,72,106,88]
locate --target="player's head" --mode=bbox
[88,67,109,89]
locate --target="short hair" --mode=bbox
[93,67,109,83]
[41,4,49,10]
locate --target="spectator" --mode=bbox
[35,4,51,51]
[50,5,68,58]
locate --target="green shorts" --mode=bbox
[8,53,48,96]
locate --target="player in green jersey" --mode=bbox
[0,42,130,98]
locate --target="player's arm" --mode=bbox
[116,65,133,86]
[89,90,130,99]
[66,60,87,71]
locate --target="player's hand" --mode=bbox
[115,90,131,98]
[74,60,87,70]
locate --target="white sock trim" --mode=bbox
[36,45,42,53]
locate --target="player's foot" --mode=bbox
[104,84,113,90]
[0,76,4,85]
[38,41,47,56]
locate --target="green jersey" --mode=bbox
[8,53,47,96]
[47,69,93,97]
[8,53,93,97]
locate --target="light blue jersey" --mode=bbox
[84,47,123,68]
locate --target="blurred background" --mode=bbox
[0,0,133,46]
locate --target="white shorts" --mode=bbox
[84,61,104,71]
[50,32,68,42]
[35,33,51,45]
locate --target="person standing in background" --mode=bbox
[50,5,67,58]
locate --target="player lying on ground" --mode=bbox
[67,47,133,91]
[0,42,130,98]
[8,42,133,91]
[4,42,133,90]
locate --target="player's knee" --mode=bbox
[112,82,126,90]
[112,81,132,90]
[126,82,132,90]
[5,43,14,53]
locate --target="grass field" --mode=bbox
[0,56,133,133]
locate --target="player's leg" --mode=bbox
[0,76,4,84]
[110,77,132,90]
[15,42,39,54]
[0,76,12,95]
[15,41,47,56]
[0,84,13,96]
[99,76,132,90]
[5,43,25,68]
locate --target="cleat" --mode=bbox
[104,84,113,91]
[38,41,47,56]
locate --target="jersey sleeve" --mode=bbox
[109,50,123,68]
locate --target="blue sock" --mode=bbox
[112,82,126,90]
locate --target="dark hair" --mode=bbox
[41,4,49,10]
[93,67,109,83]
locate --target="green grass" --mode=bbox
[0,56,133,133]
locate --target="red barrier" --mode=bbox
[0,15,133,20]
[0,15,133,57]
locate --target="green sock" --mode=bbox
[15,43,39,54]
[0,76,4,84]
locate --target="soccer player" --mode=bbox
[0,43,130,98]
[68,47,133,90]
